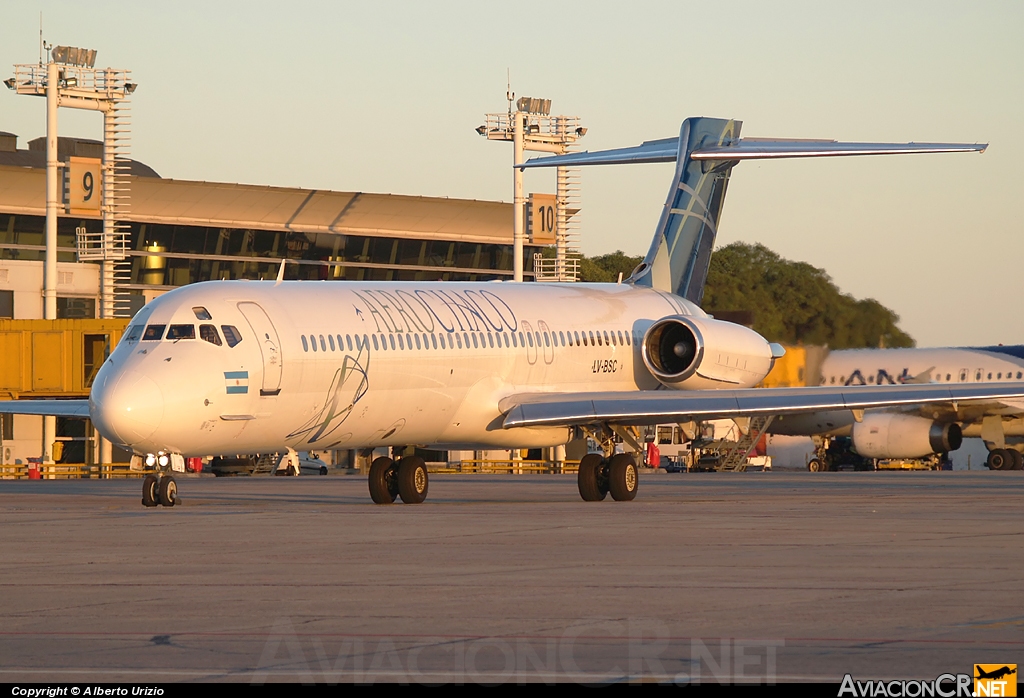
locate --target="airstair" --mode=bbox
[717,415,775,471]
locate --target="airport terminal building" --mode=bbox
[0,130,539,467]
[0,131,534,318]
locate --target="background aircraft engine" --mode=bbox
[851,413,963,459]
[641,315,776,390]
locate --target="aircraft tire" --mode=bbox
[368,457,398,504]
[1011,449,1024,471]
[608,454,638,501]
[988,449,1011,471]
[397,456,428,504]
[807,459,823,473]
[142,474,159,507]
[158,475,177,507]
[577,453,607,501]
[286,465,298,476]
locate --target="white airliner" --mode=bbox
[3,116,1019,507]
[771,345,1024,470]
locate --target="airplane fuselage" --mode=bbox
[89,280,761,458]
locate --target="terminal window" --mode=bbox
[0,290,12,318]
[57,297,96,319]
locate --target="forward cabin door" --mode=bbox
[238,302,283,396]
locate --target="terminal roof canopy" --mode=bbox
[0,134,513,245]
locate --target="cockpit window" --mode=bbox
[199,325,223,346]
[142,325,166,341]
[124,325,143,343]
[192,306,213,321]
[166,324,196,341]
[221,325,243,348]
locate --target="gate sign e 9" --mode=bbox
[529,193,556,244]
[69,157,102,215]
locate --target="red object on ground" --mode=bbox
[646,442,661,469]
[752,432,769,456]
[27,466,41,480]
[186,457,203,473]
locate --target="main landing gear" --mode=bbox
[141,472,178,507]
[577,453,638,502]
[368,456,429,504]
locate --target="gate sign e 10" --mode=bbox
[529,193,556,244]
[69,157,101,215]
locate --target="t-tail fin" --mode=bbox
[519,117,986,304]
[633,117,739,303]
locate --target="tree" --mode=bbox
[568,242,912,348]
[578,250,644,283]
[702,242,913,348]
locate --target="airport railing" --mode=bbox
[431,459,581,475]
[0,463,144,480]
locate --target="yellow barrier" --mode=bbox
[0,463,144,480]
[430,459,581,475]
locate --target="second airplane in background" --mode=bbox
[772,345,1024,470]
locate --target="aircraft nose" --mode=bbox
[90,369,165,446]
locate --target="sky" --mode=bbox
[1,1,1021,347]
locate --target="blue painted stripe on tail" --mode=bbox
[630,117,742,305]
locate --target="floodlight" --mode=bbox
[124,82,136,94]
[3,78,14,90]
[475,124,486,136]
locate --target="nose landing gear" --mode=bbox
[134,453,183,508]
[141,472,177,507]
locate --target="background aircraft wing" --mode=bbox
[500,384,1024,429]
[0,400,91,417]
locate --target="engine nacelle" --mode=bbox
[851,413,962,459]
[641,315,780,390]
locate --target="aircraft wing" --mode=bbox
[500,384,1024,429]
[0,400,91,417]
[518,138,987,169]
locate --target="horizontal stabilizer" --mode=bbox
[520,137,986,169]
[500,383,1024,429]
[0,400,91,418]
[692,139,987,161]
[518,138,679,168]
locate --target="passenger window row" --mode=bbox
[824,370,1023,385]
[300,329,644,353]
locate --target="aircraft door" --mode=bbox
[237,302,283,395]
